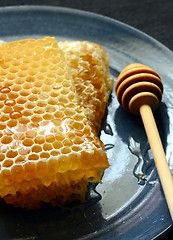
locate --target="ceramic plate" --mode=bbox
[0,5,172,240]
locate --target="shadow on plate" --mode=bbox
[0,183,113,240]
[114,102,169,185]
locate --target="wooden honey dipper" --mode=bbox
[115,63,173,220]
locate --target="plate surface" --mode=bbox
[0,5,173,240]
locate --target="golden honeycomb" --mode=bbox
[59,41,114,134]
[0,37,112,209]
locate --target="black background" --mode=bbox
[0,0,173,239]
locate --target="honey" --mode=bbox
[0,37,113,208]
[59,41,114,134]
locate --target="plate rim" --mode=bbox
[0,4,173,57]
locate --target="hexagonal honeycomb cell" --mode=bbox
[0,37,113,209]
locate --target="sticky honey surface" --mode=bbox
[0,37,111,208]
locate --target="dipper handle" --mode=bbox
[140,104,173,220]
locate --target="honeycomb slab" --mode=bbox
[59,41,113,133]
[0,37,112,208]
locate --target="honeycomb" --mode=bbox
[0,37,111,209]
[59,41,114,134]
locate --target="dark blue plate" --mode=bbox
[0,5,172,240]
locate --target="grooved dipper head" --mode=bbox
[115,63,163,115]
